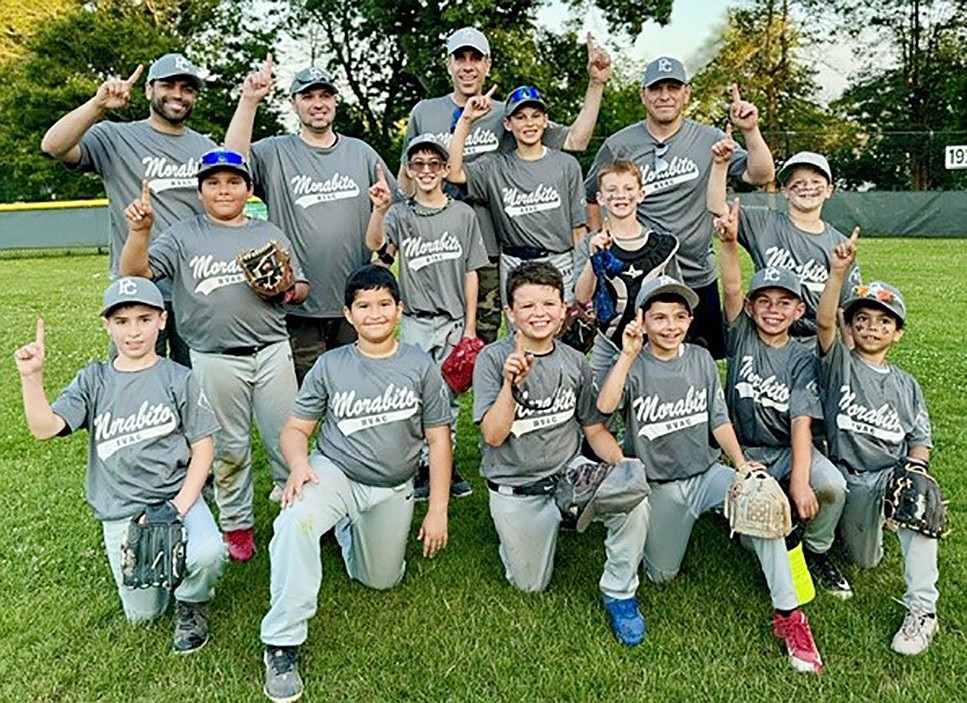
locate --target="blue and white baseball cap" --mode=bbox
[642,57,688,87]
[101,277,164,317]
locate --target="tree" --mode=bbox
[0,0,78,63]
[0,0,285,202]
[803,0,967,189]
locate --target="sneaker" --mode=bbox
[891,604,938,656]
[264,645,303,703]
[773,610,823,673]
[224,527,255,562]
[450,470,473,499]
[413,467,430,502]
[268,484,284,503]
[602,594,646,646]
[804,550,854,600]
[173,601,210,653]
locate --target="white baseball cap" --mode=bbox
[446,27,490,56]
[777,151,833,185]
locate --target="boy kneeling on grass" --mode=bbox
[598,275,824,673]
[473,261,650,647]
[14,277,226,652]
[260,265,452,703]
[817,233,941,655]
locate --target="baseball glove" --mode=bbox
[440,336,485,394]
[883,458,948,539]
[724,462,792,539]
[120,501,187,590]
[558,301,596,354]
[236,239,294,300]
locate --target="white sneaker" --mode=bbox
[891,604,938,655]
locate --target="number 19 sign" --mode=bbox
[945,145,967,170]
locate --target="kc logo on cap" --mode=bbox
[118,278,138,296]
[763,267,782,282]
[174,56,194,72]
[657,58,673,73]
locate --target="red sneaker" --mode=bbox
[773,610,823,673]
[224,527,255,562]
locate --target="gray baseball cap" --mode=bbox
[147,53,202,90]
[642,56,688,87]
[446,27,490,56]
[748,267,802,299]
[843,281,906,324]
[101,277,164,317]
[196,147,252,185]
[504,85,547,117]
[777,151,832,185]
[636,275,700,312]
[556,458,650,533]
[406,133,449,161]
[289,66,338,96]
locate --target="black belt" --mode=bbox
[502,245,550,260]
[487,476,559,496]
[405,310,448,320]
[218,342,271,357]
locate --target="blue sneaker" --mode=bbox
[602,595,646,646]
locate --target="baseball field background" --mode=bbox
[1,240,963,701]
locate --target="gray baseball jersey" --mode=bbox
[472,337,603,486]
[738,206,862,337]
[465,149,586,253]
[725,313,822,464]
[292,343,451,487]
[50,358,220,521]
[148,215,304,352]
[585,119,748,287]
[385,199,489,318]
[819,340,932,473]
[249,134,395,318]
[573,229,681,347]
[623,343,732,481]
[76,120,216,296]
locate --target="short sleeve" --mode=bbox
[49,366,94,433]
[148,226,180,282]
[575,359,606,427]
[291,356,330,421]
[472,345,505,423]
[567,158,587,229]
[420,362,452,429]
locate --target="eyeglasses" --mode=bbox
[407,159,446,173]
[200,149,246,167]
[508,86,543,104]
[653,144,669,174]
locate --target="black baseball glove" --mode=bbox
[120,501,187,590]
[883,458,948,539]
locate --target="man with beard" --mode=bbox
[42,53,215,367]
[226,60,395,384]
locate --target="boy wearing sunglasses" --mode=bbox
[365,133,489,499]
[447,87,587,308]
[120,148,308,563]
[472,261,649,647]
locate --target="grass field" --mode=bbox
[1,241,964,702]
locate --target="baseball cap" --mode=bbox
[843,281,906,324]
[777,151,832,185]
[635,275,700,312]
[196,148,252,184]
[446,27,490,57]
[748,267,802,299]
[147,53,202,90]
[405,133,449,161]
[289,66,338,96]
[101,277,164,317]
[642,56,688,87]
[556,458,650,533]
[504,85,547,117]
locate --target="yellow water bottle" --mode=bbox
[786,522,815,605]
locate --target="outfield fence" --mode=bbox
[1,192,965,250]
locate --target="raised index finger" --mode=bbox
[483,85,497,99]
[731,82,742,103]
[36,317,45,347]
[849,226,860,243]
[141,179,151,203]
[263,52,274,75]
[125,64,144,87]
[586,32,595,51]
[374,163,386,184]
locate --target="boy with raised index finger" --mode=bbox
[816,233,941,655]
[261,265,452,703]
[473,261,650,647]
[715,198,850,599]
[598,275,824,673]
[366,133,489,500]
[15,277,225,653]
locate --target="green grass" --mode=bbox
[1,241,964,702]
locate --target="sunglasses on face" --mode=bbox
[407,159,446,173]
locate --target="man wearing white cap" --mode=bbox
[41,53,215,367]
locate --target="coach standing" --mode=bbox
[41,53,215,367]
[225,59,395,383]
[585,57,774,359]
